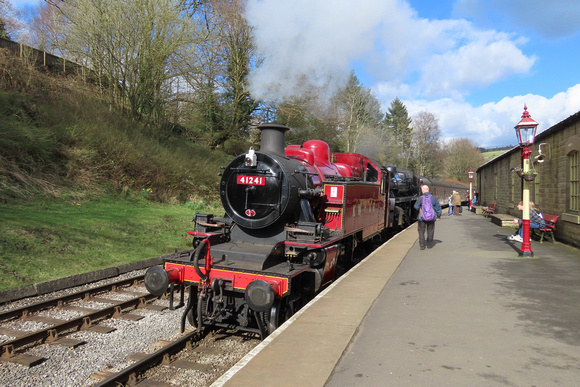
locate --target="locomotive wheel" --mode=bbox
[267,298,293,335]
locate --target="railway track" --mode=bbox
[93,329,259,387]
[0,257,260,386]
[0,274,163,366]
[93,329,201,386]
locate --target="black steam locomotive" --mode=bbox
[144,124,467,338]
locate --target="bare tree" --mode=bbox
[176,0,259,148]
[0,0,22,39]
[275,77,341,149]
[411,111,442,177]
[0,1,9,39]
[443,138,484,182]
[53,0,209,123]
[209,0,257,146]
[27,1,64,54]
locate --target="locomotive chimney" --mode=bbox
[258,123,289,156]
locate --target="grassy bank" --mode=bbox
[482,149,509,161]
[0,52,238,292]
[0,86,232,204]
[0,195,222,291]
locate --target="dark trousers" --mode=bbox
[418,220,435,247]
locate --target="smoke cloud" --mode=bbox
[244,0,533,103]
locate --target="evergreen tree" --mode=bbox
[383,97,412,168]
[334,71,382,153]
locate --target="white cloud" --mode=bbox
[397,84,580,148]
[245,0,580,149]
[245,0,390,100]
[419,35,535,97]
[245,0,534,101]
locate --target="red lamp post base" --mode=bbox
[519,219,533,257]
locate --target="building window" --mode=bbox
[571,151,580,211]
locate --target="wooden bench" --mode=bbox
[483,203,496,218]
[534,214,558,243]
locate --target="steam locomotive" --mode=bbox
[144,124,468,338]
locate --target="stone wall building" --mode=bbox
[477,110,580,248]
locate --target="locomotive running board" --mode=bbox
[209,242,286,271]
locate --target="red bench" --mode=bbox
[535,214,558,243]
[483,203,496,218]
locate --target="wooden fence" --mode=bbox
[0,36,86,76]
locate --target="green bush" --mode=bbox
[223,138,257,156]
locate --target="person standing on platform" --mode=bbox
[414,185,442,250]
[447,194,454,216]
[451,190,462,215]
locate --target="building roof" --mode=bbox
[476,110,580,172]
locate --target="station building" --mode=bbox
[476,110,580,248]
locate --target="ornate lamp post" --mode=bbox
[514,104,539,257]
[468,168,474,210]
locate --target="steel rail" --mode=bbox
[0,275,146,323]
[95,330,201,387]
[0,291,160,358]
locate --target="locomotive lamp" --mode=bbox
[468,167,474,210]
[514,104,539,257]
[245,147,257,167]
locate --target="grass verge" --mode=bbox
[0,195,222,291]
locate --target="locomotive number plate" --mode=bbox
[236,175,266,186]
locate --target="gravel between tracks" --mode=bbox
[0,288,184,386]
[0,272,259,386]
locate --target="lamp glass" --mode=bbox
[517,125,537,146]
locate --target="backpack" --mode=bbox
[421,194,436,221]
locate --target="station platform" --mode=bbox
[212,210,580,386]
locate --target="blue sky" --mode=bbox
[9,0,580,148]
[245,0,580,148]
[7,0,38,11]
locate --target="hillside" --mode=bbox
[0,50,232,204]
[481,149,511,162]
[0,50,232,291]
